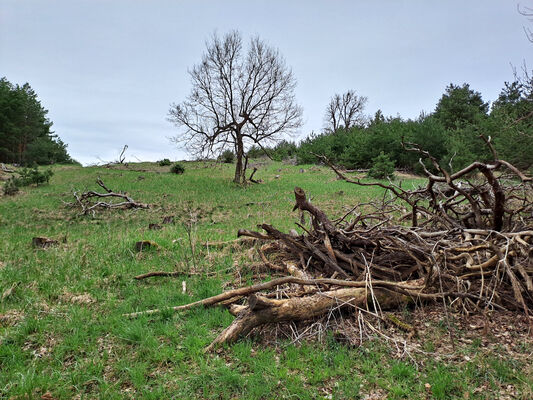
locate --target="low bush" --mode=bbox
[219,150,235,164]
[1,166,53,195]
[170,163,185,174]
[246,146,265,159]
[2,177,20,195]
[158,158,172,166]
[16,166,54,186]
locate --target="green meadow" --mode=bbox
[0,161,531,399]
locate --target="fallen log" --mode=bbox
[32,237,60,248]
[206,287,408,352]
[123,276,423,318]
[248,167,262,184]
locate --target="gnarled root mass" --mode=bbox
[128,138,532,351]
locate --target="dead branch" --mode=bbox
[1,163,14,173]
[206,287,405,352]
[66,178,149,215]
[118,145,128,164]
[124,276,423,318]
[201,237,259,248]
[248,167,262,184]
[134,271,182,280]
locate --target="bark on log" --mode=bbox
[124,276,422,318]
[206,287,408,351]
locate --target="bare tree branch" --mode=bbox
[518,3,533,42]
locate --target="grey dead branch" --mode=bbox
[66,178,149,216]
[127,136,533,351]
[1,163,15,173]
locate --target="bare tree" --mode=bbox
[519,3,533,42]
[168,31,303,183]
[324,90,367,132]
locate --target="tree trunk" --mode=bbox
[233,134,245,184]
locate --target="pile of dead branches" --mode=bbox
[128,136,532,350]
[66,178,149,216]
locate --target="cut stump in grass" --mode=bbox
[135,240,159,252]
[32,237,60,249]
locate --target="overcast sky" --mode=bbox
[1,1,532,165]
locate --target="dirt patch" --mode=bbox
[394,170,421,179]
[0,309,25,327]
[60,292,96,305]
[23,333,59,359]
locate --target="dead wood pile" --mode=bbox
[127,136,532,350]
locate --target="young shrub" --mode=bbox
[272,140,297,161]
[18,166,54,185]
[170,163,185,174]
[219,150,235,164]
[158,158,172,166]
[246,146,265,159]
[3,177,20,195]
[368,151,395,179]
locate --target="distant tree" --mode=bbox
[0,77,72,165]
[324,90,367,132]
[168,31,302,183]
[433,83,488,130]
[492,66,533,114]
[490,66,533,168]
[368,109,386,127]
[268,140,296,161]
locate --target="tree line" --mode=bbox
[170,31,532,181]
[0,77,74,165]
[248,70,533,173]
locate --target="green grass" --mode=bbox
[0,161,531,399]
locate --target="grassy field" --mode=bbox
[0,161,531,399]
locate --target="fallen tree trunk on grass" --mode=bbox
[206,287,409,352]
